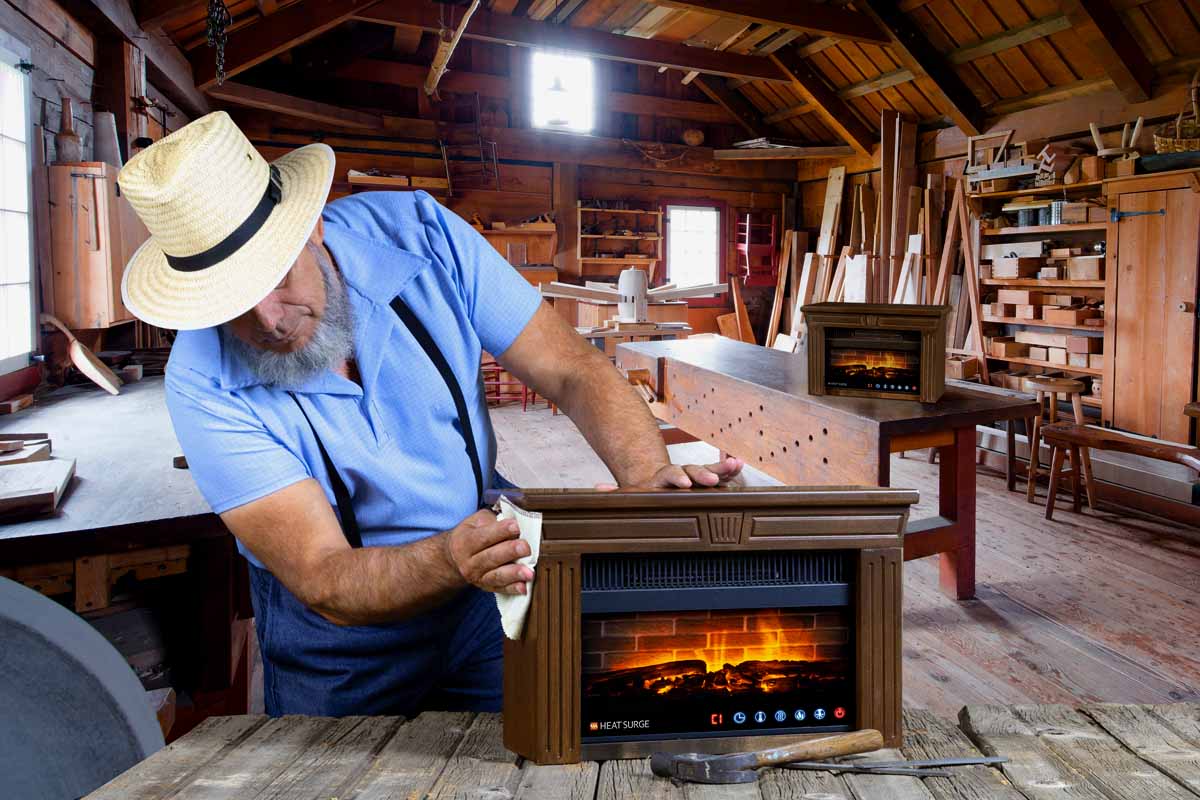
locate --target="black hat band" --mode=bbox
[166,165,283,273]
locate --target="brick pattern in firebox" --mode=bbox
[582,608,851,673]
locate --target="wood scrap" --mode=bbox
[827,246,852,302]
[771,333,799,353]
[790,253,820,338]
[892,234,923,304]
[0,443,51,467]
[716,313,741,340]
[0,458,75,516]
[764,230,794,347]
[0,395,33,415]
[932,178,966,305]
[729,276,754,343]
[843,255,870,302]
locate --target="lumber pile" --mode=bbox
[0,432,74,517]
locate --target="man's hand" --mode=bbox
[595,456,746,490]
[443,510,534,595]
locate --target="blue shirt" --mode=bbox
[165,191,543,567]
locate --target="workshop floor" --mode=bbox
[492,404,1200,717]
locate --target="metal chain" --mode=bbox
[206,0,232,85]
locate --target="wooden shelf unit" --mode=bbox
[973,182,1110,422]
[981,222,1107,237]
[577,204,663,279]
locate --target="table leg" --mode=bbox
[1070,444,1082,514]
[1005,422,1016,491]
[936,426,976,600]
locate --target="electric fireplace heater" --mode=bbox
[502,487,915,764]
[802,303,950,403]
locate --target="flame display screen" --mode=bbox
[581,608,853,740]
[825,328,922,397]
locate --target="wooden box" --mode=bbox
[1069,352,1090,367]
[1044,306,1100,325]
[502,487,916,764]
[1067,335,1103,354]
[1089,354,1105,369]
[989,302,1016,317]
[997,289,1046,305]
[946,355,979,380]
[992,257,1043,278]
[1067,256,1104,281]
[801,303,950,403]
[1015,304,1042,320]
[991,336,1030,358]
[1047,347,1069,365]
[48,162,148,329]
[1028,346,1049,361]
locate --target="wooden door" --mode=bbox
[1112,188,1200,442]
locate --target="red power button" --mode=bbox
[834,707,846,719]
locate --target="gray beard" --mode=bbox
[225,245,354,387]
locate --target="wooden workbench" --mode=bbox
[85,703,1200,799]
[0,379,251,722]
[616,337,1039,600]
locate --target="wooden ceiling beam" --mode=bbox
[947,14,1071,63]
[770,47,875,154]
[651,0,888,44]
[353,1,790,82]
[135,0,198,29]
[61,0,209,117]
[856,0,986,136]
[763,101,813,124]
[335,59,739,124]
[207,81,384,128]
[189,0,382,89]
[425,0,479,96]
[692,76,775,137]
[1057,0,1153,102]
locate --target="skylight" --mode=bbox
[531,51,594,133]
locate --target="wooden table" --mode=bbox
[85,703,1200,799]
[0,379,251,728]
[616,337,1039,600]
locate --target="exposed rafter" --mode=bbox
[692,76,777,138]
[352,1,790,83]
[334,59,739,124]
[207,81,384,128]
[1058,0,1154,102]
[857,0,986,136]
[714,145,855,160]
[189,0,381,89]
[61,0,209,117]
[770,48,875,154]
[650,0,889,45]
[425,0,480,96]
[135,0,197,29]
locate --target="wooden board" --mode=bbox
[0,442,52,467]
[0,458,75,515]
[816,166,847,257]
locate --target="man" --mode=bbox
[119,111,742,717]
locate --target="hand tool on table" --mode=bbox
[39,313,121,396]
[650,729,884,784]
[782,754,1009,777]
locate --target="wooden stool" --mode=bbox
[1022,376,1096,509]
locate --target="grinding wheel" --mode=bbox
[0,577,164,799]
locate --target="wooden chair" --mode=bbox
[1023,375,1095,509]
[1040,422,1200,519]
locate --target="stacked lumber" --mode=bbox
[0,433,75,517]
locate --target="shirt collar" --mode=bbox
[215,217,432,393]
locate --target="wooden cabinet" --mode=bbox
[1109,184,1200,443]
[48,162,148,329]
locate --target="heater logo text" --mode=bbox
[589,719,650,731]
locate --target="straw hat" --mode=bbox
[119,111,334,330]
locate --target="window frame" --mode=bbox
[660,199,729,308]
[0,31,37,377]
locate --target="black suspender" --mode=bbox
[290,296,485,548]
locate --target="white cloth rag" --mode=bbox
[493,496,542,640]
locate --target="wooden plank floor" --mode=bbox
[492,405,1200,716]
[87,705,1200,799]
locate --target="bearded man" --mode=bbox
[118,111,742,717]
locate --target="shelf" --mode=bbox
[987,355,1102,376]
[969,180,1105,200]
[481,228,555,236]
[981,222,1107,236]
[982,278,1106,288]
[579,257,658,263]
[580,234,661,240]
[982,316,1099,331]
[579,208,662,215]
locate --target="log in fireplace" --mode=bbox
[502,487,915,764]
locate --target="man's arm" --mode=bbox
[221,479,533,626]
[497,303,741,488]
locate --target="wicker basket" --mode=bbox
[1154,70,1200,153]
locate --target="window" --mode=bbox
[0,38,34,376]
[665,205,721,289]
[531,51,594,133]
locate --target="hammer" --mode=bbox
[650,729,884,784]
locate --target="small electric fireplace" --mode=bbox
[502,487,915,764]
[803,303,950,403]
